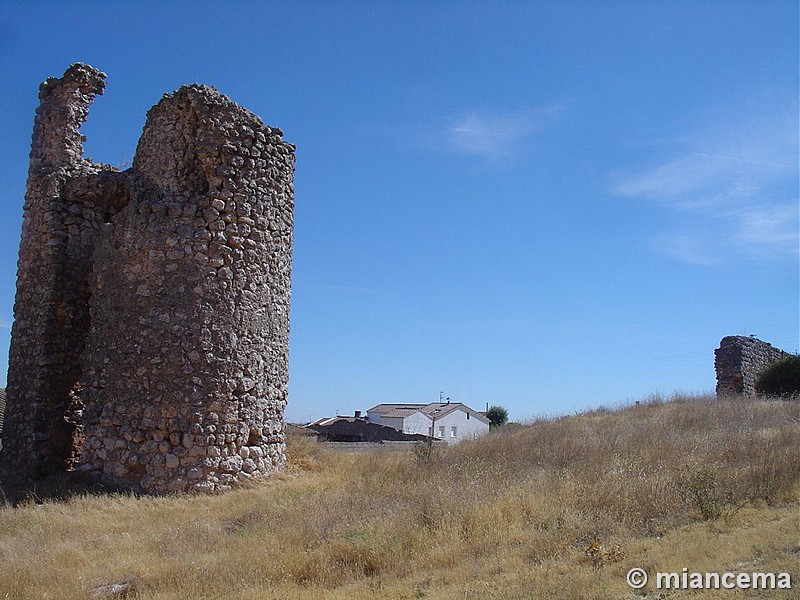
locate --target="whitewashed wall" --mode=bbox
[429,408,489,444]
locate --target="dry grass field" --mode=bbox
[0,393,798,599]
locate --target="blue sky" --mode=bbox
[0,1,797,423]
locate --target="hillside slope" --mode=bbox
[0,394,798,599]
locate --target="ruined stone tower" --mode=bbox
[0,64,294,494]
[714,336,791,397]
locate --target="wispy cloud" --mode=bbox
[358,104,563,165]
[439,105,562,161]
[612,103,798,265]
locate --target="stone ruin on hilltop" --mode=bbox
[715,335,791,397]
[0,64,294,494]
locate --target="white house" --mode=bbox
[366,402,490,444]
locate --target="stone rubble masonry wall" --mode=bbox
[714,336,791,397]
[0,389,5,449]
[0,63,294,494]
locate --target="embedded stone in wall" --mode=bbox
[0,388,5,450]
[0,64,294,495]
[714,336,791,397]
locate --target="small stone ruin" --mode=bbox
[714,336,791,397]
[0,63,294,494]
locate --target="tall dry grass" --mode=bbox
[0,393,798,599]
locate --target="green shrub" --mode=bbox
[755,355,800,398]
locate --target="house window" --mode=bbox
[428,426,433,436]
[466,412,470,420]
[438,426,445,437]
[451,426,457,438]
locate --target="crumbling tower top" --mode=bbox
[31,63,107,169]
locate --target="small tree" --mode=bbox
[755,355,800,398]
[485,405,508,428]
